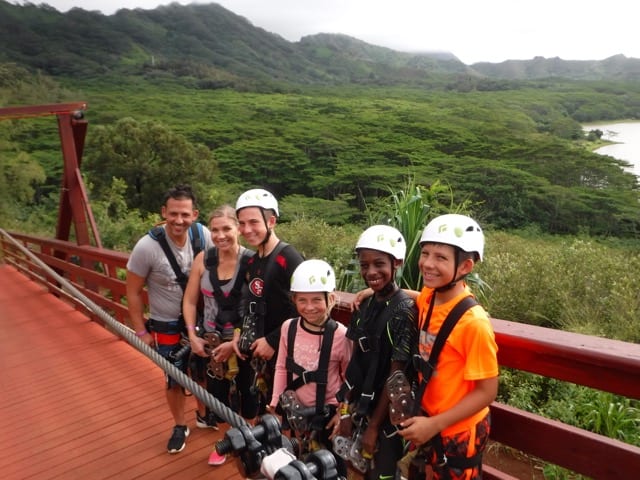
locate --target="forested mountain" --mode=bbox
[472,54,640,82]
[0,1,471,86]
[1,1,639,241]
[0,1,637,85]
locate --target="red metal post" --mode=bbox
[56,110,91,245]
[0,102,102,248]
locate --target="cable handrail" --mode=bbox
[0,227,249,429]
[2,228,640,478]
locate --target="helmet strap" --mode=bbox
[377,280,398,299]
[435,248,462,293]
[301,314,329,332]
[259,209,272,250]
[435,281,458,293]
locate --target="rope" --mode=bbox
[0,228,248,429]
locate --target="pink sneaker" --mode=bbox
[208,449,226,466]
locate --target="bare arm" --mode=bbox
[182,251,204,328]
[183,251,207,356]
[402,288,420,300]
[252,337,276,360]
[352,287,419,310]
[126,270,153,346]
[361,360,406,456]
[399,376,498,445]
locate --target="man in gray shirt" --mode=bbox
[126,185,213,454]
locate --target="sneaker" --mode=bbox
[196,411,220,430]
[167,425,190,454]
[208,449,226,466]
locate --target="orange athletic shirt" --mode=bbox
[416,286,499,437]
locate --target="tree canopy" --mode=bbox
[84,117,219,214]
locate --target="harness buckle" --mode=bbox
[436,454,448,468]
[360,392,375,403]
[302,370,312,384]
[383,425,400,438]
[248,301,257,314]
[357,336,371,352]
[412,353,422,371]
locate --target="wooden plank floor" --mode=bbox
[0,264,244,480]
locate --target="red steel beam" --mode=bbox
[0,102,87,120]
[56,110,91,245]
[0,102,101,249]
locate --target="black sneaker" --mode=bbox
[196,411,219,430]
[167,425,190,454]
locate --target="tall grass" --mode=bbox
[479,230,640,342]
[368,178,447,290]
[364,177,484,290]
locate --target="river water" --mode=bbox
[583,121,640,177]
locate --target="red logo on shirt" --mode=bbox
[250,278,264,297]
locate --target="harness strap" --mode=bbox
[412,295,478,415]
[205,247,252,310]
[285,356,330,387]
[190,222,205,257]
[246,241,288,337]
[284,317,337,418]
[335,367,359,404]
[432,433,483,476]
[412,295,480,475]
[339,289,406,416]
[148,223,204,292]
[146,318,184,334]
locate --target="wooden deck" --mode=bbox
[0,264,244,480]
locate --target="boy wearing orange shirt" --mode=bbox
[399,214,499,480]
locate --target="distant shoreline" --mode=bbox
[583,120,640,176]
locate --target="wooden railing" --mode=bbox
[1,231,133,325]
[2,230,639,479]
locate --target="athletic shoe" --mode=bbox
[208,449,226,466]
[167,425,190,454]
[196,411,219,430]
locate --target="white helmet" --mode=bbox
[290,259,336,293]
[235,188,279,217]
[420,214,484,261]
[355,225,406,261]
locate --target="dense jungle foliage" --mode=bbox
[0,3,638,466]
[2,63,640,237]
[1,3,638,338]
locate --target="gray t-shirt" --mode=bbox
[127,225,213,322]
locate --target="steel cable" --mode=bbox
[0,228,249,429]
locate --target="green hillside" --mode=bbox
[2,1,638,84]
[0,1,471,87]
[1,1,639,240]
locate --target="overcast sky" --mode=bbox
[11,0,638,64]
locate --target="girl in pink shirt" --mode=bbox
[269,260,352,475]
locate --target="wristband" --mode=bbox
[135,329,148,337]
[186,325,196,331]
[339,403,350,416]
